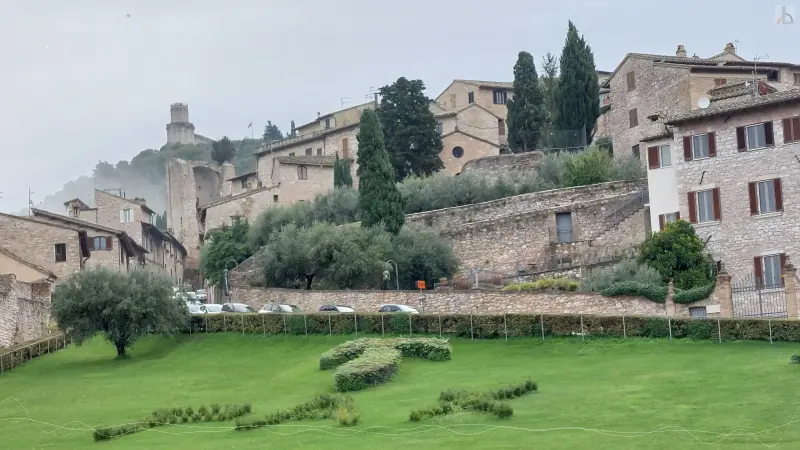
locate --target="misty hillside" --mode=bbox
[30,139,265,218]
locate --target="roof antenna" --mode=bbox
[752,53,769,97]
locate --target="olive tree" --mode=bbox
[52,268,187,358]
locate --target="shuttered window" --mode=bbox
[688,188,721,223]
[782,116,800,143]
[737,122,774,151]
[748,178,783,215]
[754,254,786,288]
[626,71,636,91]
[683,133,716,161]
[647,145,671,169]
[629,109,638,128]
[658,212,680,231]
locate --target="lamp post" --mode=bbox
[384,260,400,291]
[223,259,238,298]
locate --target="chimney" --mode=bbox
[133,197,147,206]
[724,42,736,55]
[317,112,320,118]
[676,45,687,58]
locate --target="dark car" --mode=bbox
[318,305,355,313]
[221,303,255,313]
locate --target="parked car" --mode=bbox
[199,304,223,314]
[222,303,256,313]
[378,304,419,314]
[318,305,355,313]
[185,291,198,301]
[258,304,303,314]
[187,304,203,314]
[195,289,207,302]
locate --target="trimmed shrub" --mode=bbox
[412,379,536,422]
[791,353,800,364]
[320,338,452,391]
[580,260,663,293]
[673,282,715,304]
[334,347,401,392]
[236,394,357,431]
[600,281,668,302]
[501,278,578,292]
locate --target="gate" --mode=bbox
[731,274,787,318]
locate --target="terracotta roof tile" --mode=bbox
[275,155,336,166]
[665,89,800,124]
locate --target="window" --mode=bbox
[658,212,680,230]
[782,116,800,143]
[631,144,640,159]
[626,71,636,91]
[689,307,708,318]
[436,122,443,134]
[714,78,727,87]
[297,165,308,180]
[316,148,322,156]
[273,194,279,203]
[498,119,505,136]
[628,109,638,127]
[452,146,464,158]
[736,122,774,151]
[240,179,247,189]
[683,133,716,161]
[647,144,671,169]
[748,178,783,215]
[493,89,507,105]
[342,138,349,159]
[305,148,312,155]
[54,244,66,262]
[468,92,475,104]
[91,236,112,251]
[325,118,331,129]
[756,254,785,288]
[688,188,720,223]
[794,73,800,86]
[289,152,295,156]
[120,208,132,223]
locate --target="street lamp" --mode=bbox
[384,260,399,291]
[223,259,238,297]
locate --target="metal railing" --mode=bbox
[0,333,68,375]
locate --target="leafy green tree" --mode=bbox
[638,220,714,290]
[357,109,405,234]
[507,51,550,153]
[555,21,600,144]
[377,77,444,181]
[562,147,614,187]
[262,121,283,142]
[595,135,613,154]
[211,136,236,164]
[540,51,560,125]
[333,154,353,188]
[51,268,187,358]
[390,229,460,289]
[155,211,167,230]
[200,217,253,287]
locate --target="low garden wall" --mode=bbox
[229,287,715,317]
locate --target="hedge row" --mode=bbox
[501,278,578,292]
[235,394,358,430]
[94,404,251,441]
[410,379,537,422]
[0,334,67,374]
[600,280,716,304]
[186,313,800,342]
[320,338,452,391]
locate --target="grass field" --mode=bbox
[1,334,800,449]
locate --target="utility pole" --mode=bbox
[28,188,35,216]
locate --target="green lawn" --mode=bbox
[1,334,800,449]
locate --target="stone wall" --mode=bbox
[440,131,500,174]
[404,180,645,232]
[460,151,545,175]
[0,214,82,281]
[204,185,280,231]
[229,286,670,316]
[0,274,51,348]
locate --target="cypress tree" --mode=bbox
[356,109,405,234]
[506,51,550,153]
[333,153,352,188]
[377,77,444,181]
[555,21,600,145]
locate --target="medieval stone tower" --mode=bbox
[166,103,196,145]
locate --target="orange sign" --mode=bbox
[416,280,426,290]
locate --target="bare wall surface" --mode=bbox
[0,275,51,348]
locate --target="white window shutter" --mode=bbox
[120,209,124,223]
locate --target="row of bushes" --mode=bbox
[501,278,579,292]
[234,394,359,430]
[93,404,251,441]
[186,313,800,342]
[409,379,537,422]
[599,280,715,304]
[320,338,452,392]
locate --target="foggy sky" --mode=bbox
[0,0,796,211]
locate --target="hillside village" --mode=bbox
[6,6,800,447]
[3,37,800,345]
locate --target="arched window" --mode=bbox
[297,165,308,180]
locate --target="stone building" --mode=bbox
[647,87,800,287]
[165,103,213,146]
[0,246,57,284]
[603,43,800,159]
[0,274,52,348]
[60,191,187,284]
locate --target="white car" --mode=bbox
[258,304,303,314]
[318,305,355,313]
[199,304,223,314]
[187,304,203,314]
[195,289,207,302]
[378,304,419,314]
